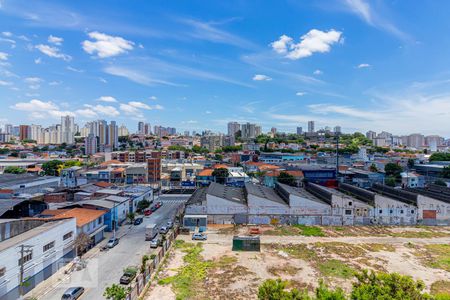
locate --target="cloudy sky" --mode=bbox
[0,0,449,137]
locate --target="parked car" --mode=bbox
[156,201,163,208]
[61,287,84,300]
[249,227,261,235]
[106,238,119,248]
[120,268,137,285]
[150,235,162,248]
[144,209,152,216]
[192,233,207,241]
[134,217,143,225]
[166,221,174,229]
[150,206,157,212]
[159,226,169,234]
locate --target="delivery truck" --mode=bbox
[145,223,158,241]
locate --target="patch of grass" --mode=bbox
[212,255,238,268]
[360,243,395,252]
[293,225,326,237]
[267,243,317,261]
[158,242,212,300]
[431,280,450,296]
[313,242,367,259]
[317,259,356,279]
[267,264,301,276]
[424,244,450,271]
[391,231,449,238]
[263,226,300,236]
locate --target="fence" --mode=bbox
[124,206,185,300]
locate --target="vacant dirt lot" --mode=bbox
[146,225,450,300]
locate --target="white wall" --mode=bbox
[206,194,247,215]
[417,195,450,222]
[289,194,331,215]
[247,194,289,215]
[373,194,417,225]
[0,219,76,299]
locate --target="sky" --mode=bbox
[0,0,449,137]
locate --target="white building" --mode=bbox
[0,219,76,299]
[61,115,75,144]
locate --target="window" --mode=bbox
[98,217,102,225]
[400,210,404,214]
[379,209,383,214]
[411,210,415,214]
[0,267,5,277]
[390,209,393,214]
[63,231,73,240]
[348,201,353,206]
[43,241,55,252]
[345,209,352,215]
[18,252,33,266]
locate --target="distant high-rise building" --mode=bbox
[85,133,98,155]
[184,131,190,137]
[241,123,260,140]
[61,115,75,144]
[30,124,43,144]
[407,133,425,149]
[138,121,145,134]
[98,120,108,145]
[366,130,376,140]
[425,135,442,148]
[296,127,303,135]
[19,125,30,141]
[271,127,277,135]
[108,121,119,149]
[334,126,341,134]
[307,121,315,133]
[144,123,151,135]
[227,122,240,137]
[4,124,12,135]
[118,124,129,137]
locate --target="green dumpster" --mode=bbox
[232,236,260,251]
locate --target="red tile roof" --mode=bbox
[40,208,106,227]
[94,181,113,188]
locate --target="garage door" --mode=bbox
[423,210,437,219]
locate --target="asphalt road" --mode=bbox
[40,198,184,300]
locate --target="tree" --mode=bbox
[441,166,450,179]
[258,278,309,300]
[42,160,64,176]
[384,163,403,178]
[74,233,91,257]
[351,270,432,300]
[212,168,229,184]
[407,159,415,169]
[141,254,150,273]
[214,154,223,161]
[0,148,10,155]
[429,153,450,162]
[277,172,296,186]
[127,212,135,223]
[137,200,150,212]
[4,166,26,174]
[369,164,378,172]
[385,177,396,187]
[434,180,448,187]
[103,284,127,300]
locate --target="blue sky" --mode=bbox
[0,0,449,137]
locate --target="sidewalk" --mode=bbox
[24,223,134,300]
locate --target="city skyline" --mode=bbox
[1,1,450,136]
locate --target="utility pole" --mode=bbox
[18,244,32,298]
[336,133,340,180]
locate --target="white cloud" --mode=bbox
[66,66,84,73]
[82,31,134,58]
[0,52,8,60]
[48,35,63,45]
[271,29,343,60]
[35,44,71,61]
[49,81,61,86]
[2,32,12,37]
[296,92,306,96]
[25,77,42,84]
[97,96,117,103]
[99,78,107,83]
[128,101,151,110]
[357,63,371,68]
[84,104,120,117]
[11,99,58,111]
[34,57,42,64]
[252,74,272,81]
[152,104,163,110]
[0,80,13,86]
[103,66,179,86]
[343,0,410,41]
[149,96,157,100]
[313,69,323,75]
[205,110,212,114]
[75,108,98,118]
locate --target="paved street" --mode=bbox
[31,198,185,300]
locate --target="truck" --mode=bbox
[145,223,158,241]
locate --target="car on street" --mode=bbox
[150,235,162,248]
[106,238,119,248]
[61,287,85,300]
[192,233,207,241]
[120,268,137,285]
[166,221,174,229]
[144,209,152,216]
[156,201,163,208]
[150,206,157,212]
[159,226,169,234]
[134,217,143,225]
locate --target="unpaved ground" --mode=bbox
[146,226,450,300]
